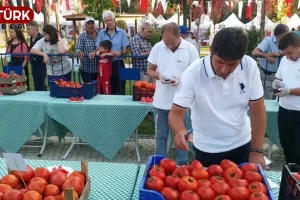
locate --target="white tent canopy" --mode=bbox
[143,13,157,24]
[216,13,245,28]
[246,16,276,30]
[166,13,183,25]
[34,12,44,24]
[49,13,70,25]
[286,14,300,29]
[191,14,212,30]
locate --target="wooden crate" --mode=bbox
[64,161,90,200]
[0,71,27,95]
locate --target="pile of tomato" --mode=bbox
[0,72,25,88]
[145,158,270,200]
[133,81,155,101]
[54,79,82,88]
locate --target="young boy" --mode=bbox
[95,40,113,94]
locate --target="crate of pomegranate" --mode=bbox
[139,155,275,200]
[132,80,155,101]
[50,77,97,100]
[1,161,90,200]
[279,163,300,200]
[0,71,27,95]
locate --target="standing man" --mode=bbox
[147,23,199,166]
[252,24,288,99]
[272,32,300,166]
[27,21,46,91]
[179,25,200,54]
[75,16,98,83]
[169,28,267,168]
[90,10,129,95]
[130,22,153,82]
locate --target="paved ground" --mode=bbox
[1,134,285,172]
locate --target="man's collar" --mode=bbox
[105,26,121,32]
[162,38,189,49]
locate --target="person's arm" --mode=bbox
[252,40,280,58]
[147,44,159,79]
[248,61,266,168]
[169,66,196,151]
[130,37,150,56]
[290,88,300,96]
[30,39,47,57]
[114,30,129,57]
[21,43,29,68]
[57,36,67,54]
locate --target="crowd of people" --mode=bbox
[3,10,300,167]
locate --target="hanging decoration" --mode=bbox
[298,0,300,8]
[36,0,42,13]
[200,0,204,13]
[256,0,262,19]
[66,0,71,10]
[81,3,86,9]
[4,0,9,6]
[126,0,131,7]
[225,1,233,10]
[111,0,117,10]
[151,0,155,9]
[265,0,270,12]
[246,1,254,19]
[139,0,148,13]
[28,0,32,8]
[285,0,293,17]
[238,1,243,18]
[207,1,212,16]
[12,0,17,6]
[168,7,173,14]
[160,0,168,13]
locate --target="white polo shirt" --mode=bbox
[148,39,199,110]
[275,56,300,111]
[173,55,264,153]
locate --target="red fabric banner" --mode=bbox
[228,0,232,10]
[111,0,117,10]
[139,0,148,14]
[4,0,9,6]
[36,0,42,13]
[200,0,204,13]
[285,0,293,17]
[246,1,254,19]
[66,0,71,10]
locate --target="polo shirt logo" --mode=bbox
[177,59,186,64]
[239,82,246,94]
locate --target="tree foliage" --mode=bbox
[82,0,114,22]
[267,0,288,22]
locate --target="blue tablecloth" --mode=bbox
[46,95,152,159]
[0,92,55,152]
[0,158,139,200]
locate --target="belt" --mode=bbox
[260,68,275,75]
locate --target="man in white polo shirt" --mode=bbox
[147,22,199,165]
[169,28,267,167]
[272,32,300,166]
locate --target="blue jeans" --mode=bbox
[153,107,188,166]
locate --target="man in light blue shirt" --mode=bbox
[252,24,288,99]
[296,26,300,37]
[89,10,129,95]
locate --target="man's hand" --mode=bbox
[268,52,281,57]
[88,51,96,59]
[78,51,84,59]
[174,130,190,151]
[249,152,266,169]
[169,75,181,86]
[275,88,290,97]
[159,74,170,84]
[272,79,283,89]
[113,51,122,57]
[266,57,275,64]
[43,54,49,64]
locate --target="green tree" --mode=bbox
[292,0,300,16]
[246,25,261,55]
[82,0,114,22]
[118,0,140,13]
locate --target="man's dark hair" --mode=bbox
[274,24,288,36]
[161,22,179,37]
[100,40,112,50]
[292,28,295,31]
[211,27,248,60]
[42,25,59,45]
[278,32,300,50]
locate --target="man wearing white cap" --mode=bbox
[75,16,99,83]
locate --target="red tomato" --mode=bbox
[191,168,209,180]
[151,165,165,172]
[173,165,190,178]
[220,160,238,170]
[294,174,300,182]
[164,175,180,189]
[160,158,176,174]
[208,165,224,177]
[149,167,166,181]
[160,187,180,200]
[196,186,216,200]
[180,190,200,200]
[244,171,263,183]
[248,192,269,200]
[228,179,249,188]
[223,167,243,182]
[212,182,231,195]
[0,175,19,188]
[146,176,164,192]
[3,189,23,200]
[228,187,250,200]
[187,160,203,173]
[248,182,267,194]
[240,164,259,173]
[197,179,212,187]
[210,176,225,184]
[62,177,84,195]
[33,167,50,182]
[214,195,232,200]
[178,176,198,192]
[13,165,34,183]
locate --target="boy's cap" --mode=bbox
[179,25,189,34]
[85,17,95,23]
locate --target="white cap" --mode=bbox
[85,17,95,23]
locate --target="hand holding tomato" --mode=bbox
[249,152,266,169]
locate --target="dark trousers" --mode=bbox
[278,106,300,166]
[80,70,98,83]
[194,142,251,167]
[31,60,47,91]
[111,60,126,95]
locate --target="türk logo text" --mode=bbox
[0,7,34,24]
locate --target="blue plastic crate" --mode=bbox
[3,66,23,75]
[139,155,276,200]
[279,163,300,200]
[49,77,97,99]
